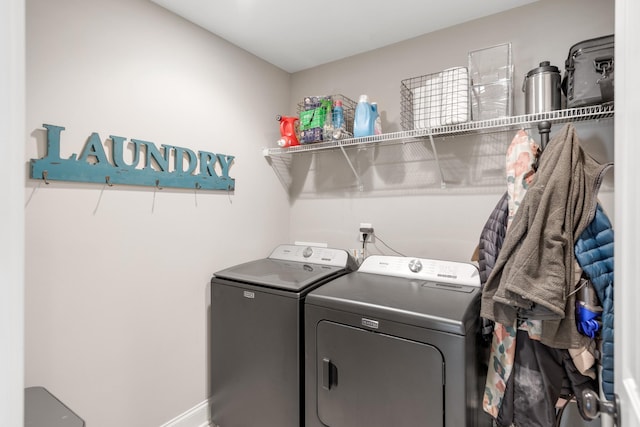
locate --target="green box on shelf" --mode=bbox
[299,98,331,131]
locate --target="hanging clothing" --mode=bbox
[574,204,615,399]
[482,130,538,417]
[505,129,539,228]
[494,330,598,427]
[477,191,508,343]
[481,123,613,349]
[478,191,509,288]
[480,127,602,421]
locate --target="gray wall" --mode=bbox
[287,0,615,263]
[287,3,614,422]
[25,0,291,425]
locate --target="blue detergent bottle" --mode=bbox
[353,94,376,137]
[332,99,345,140]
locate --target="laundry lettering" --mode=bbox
[30,124,235,191]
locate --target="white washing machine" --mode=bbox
[304,255,492,427]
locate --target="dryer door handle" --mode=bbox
[322,357,337,390]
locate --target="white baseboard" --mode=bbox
[159,399,210,427]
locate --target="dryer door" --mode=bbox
[316,320,444,427]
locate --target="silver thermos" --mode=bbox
[523,61,562,114]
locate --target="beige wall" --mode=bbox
[1,0,25,425]
[287,0,615,262]
[25,0,291,425]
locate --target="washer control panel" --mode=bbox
[269,244,352,267]
[358,255,480,287]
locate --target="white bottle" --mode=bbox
[371,102,382,135]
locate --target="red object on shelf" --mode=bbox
[276,115,299,147]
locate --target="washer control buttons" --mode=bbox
[302,246,313,258]
[408,259,422,273]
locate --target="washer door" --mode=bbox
[316,320,444,427]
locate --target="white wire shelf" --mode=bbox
[262,103,614,157]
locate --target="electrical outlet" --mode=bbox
[359,222,374,242]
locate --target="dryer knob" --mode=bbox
[303,246,313,258]
[408,259,422,273]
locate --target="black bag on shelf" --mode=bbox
[562,34,614,108]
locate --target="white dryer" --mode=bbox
[304,255,492,427]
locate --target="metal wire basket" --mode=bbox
[400,67,470,131]
[297,94,357,143]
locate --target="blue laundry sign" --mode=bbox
[30,124,235,191]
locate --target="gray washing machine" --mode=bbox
[304,255,492,427]
[210,244,357,427]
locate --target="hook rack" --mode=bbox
[30,123,236,191]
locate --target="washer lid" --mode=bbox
[214,245,355,292]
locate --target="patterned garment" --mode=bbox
[484,320,543,417]
[483,130,540,417]
[505,129,539,228]
[483,322,517,417]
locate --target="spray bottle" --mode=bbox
[332,99,345,140]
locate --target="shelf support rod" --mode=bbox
[428,133,446,189]
[538,120,552,150]
[338,145,363,191]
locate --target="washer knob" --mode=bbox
[408,259,422,273]
[303,247,313,258]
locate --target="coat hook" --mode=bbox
[105,176,113,187]
[42,170,50,185]
[155,179,163,190]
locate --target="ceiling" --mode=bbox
[150,0,538,73]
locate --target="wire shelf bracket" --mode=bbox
[262,104,614,192]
